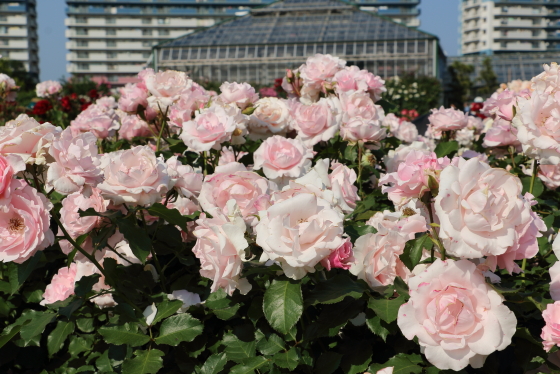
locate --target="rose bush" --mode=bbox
[0,56,559,374]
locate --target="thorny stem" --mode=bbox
[202,151,208,176]
[357,143,364,198]
[422,192,445,261]
[522,159,539,278]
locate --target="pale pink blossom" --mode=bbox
[256,193,344,279]
[455,127,475,148]
[366,210,428,241]
[334,65,386,102]
[340,91,382,123]
[482,90,523,121]
[0,114,61,165]
[46,128,103,195]
[398,259,516,371]
[95,96,117,110]
[434,157,545,260]
[40,263,77,305]
[542,301,560,352]
[299,54,346,89]
[192,207,251,295]
[375,368,394,374]
[382,113,401,135]
[383,142,432,174]
[180,104,238,152]
[395,121,418,143]
[531,62,560,94]
[143,69,193,111]
[253,136,313,184]
[166,156,202,199]
[118,83,149,113]
[483,117,521,149]
[549,236,560,301]
[118,114,153,140]
[218,146,248,166]
[36,80,62,98]
[329,161,360,212]
[0,179,54,263]
[97,145,171,206]
[168,85,211,130]
[527,163,560,190]
[291,97,343,146]
[379,150,450,207]
[248,97,291,139]
[168,290,201,312]
[0,154,24,199]
[70,104,120,139]
[321,237,354,271]
[428,106,468,131]
[58,188,109,239]
[340,116,387,145]
[0,73,17,101]
[218,82,259,110]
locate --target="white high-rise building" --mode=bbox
[66,0,422,85]
[460,0,560,55]
[0,0,39,78]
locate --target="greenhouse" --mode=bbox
[153,0,445,84]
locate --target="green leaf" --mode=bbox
[98,323,151,347]
[19,312,55,343]
[344,145,357,162]
[522,175,545,198]
[366,315,390,342]
[369,353,422,374]
[8,251,42,294]
[117,216,152,264]
[434,141,459,158]
[257,333,284,356]
[273,347,298,370]
[68,335,94,357]
[199,352,227,374]
[96,349,114,373]
[368,295,406,324]
[122,349,164,374]
[154,313,203,346]
[147,203,191,231]
[263,279,303,335]
[47,321,75,356]
[315,352,342,374]
[223,333,256,363]
[204,289,240,320]
[230,357,269,374]
[0,323,24,349]
[74,274,101,297]
[306,274,364,306]
[152,299,183,325]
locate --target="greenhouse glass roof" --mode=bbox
[159,0,434,48]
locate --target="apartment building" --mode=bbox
[354,0,420,28]
[460,0,560,55]
[0,0,39,78]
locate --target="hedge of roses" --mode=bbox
[1,55,560,374]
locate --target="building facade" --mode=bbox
[154,0,442,85]
[66,0,421,85]
[0,0,39,78]
[460,0,560,55]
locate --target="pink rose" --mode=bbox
[248,97,291,139]
[180,104,238,152]
[0,154,24,199]
[40,263,77,305]
[366,210,427,241]
[383,113,401,135]
[321,237,354,271]
[434,157,545,260]
[379,150,450,207]
[168,85,211,130]
[340,116,387,144]
[482,90,523,121]
[533,164,560,190]
[549,236,560,301]
[396,121,418,143]
[253,136,313,184]
[95,96,117,110]
[97,145,171,206]
[0,73,17,101]
[166,156,203,199]
[0,114,61,165]
[334,65,386,102]
[198,163,274,224]
[36,80,62,98]
[383,142,432,174]
[340,91,381,123]
[0,179,54,263]
[256,193,344,279]
[218,82,259,110]
[70,104,120,139]
[291,97,343,146]
[59,188,109,239]
[143,69,193,111]
[375,368,393,374]
[428,106,468,131]
[118,114,153,140]
[118,83,149,113]
[218,146,248,167]
[300,54,346,89]
[193,210,251,295]
[482,117,521,149]
[398,259,516,371]
[542,301,560,352]
[46,128,103,195]
[329,161,360,212]
[514,90,560,164]
[531,62,560,94]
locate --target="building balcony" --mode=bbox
[352,0,419,6]
[376,7,420,16]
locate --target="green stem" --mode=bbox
[357,143,364,198]
[202,151,208,176]
[422,192,445,260]
[156,117,166,153]
[522,159,539,277]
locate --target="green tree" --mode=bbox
[447,61,474,109]
[477,57,499,96]
[0,58,36,91]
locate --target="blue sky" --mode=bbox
[37,0,460,81]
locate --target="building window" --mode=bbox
[533,19,541,25]
[533,30,540,37]
[158,29,169,36]
[107,40,116,47]
[106,29,116,36]
[105,18,116,25]
[76,28,88,36]
[501,7,508,13]
[108,64,117,71]
[142,18,152,24]
[533,42,540,48]
[501,42,507,48]
[76,17,87,24]
[142,29,152,36]
[107,52,117,59]
[77,63,89,70]
[143,51,151,58]
[0,51,8,57]
[77,51,89,58]
[77,40,88,47]
[533,8,540,14]
[142,41,153,47]
[0,15,7,22]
